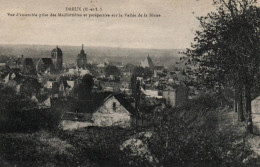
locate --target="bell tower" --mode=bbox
[77,44,87,68]
[51,45,63,71]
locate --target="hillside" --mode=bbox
[0,44,185,66]
[1,96,260,166]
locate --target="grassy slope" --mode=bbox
[1,107,260,166]
[0,131,97,167]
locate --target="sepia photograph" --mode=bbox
[1,0,260,166]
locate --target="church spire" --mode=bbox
[77,44,87,68]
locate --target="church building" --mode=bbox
[12,46,64,75]
[51,46,63,71]
[77,44,87,68]
[141,55,154,68]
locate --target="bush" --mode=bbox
[0,108,61,132]
[0,87,61,132]
[146,93,249,166]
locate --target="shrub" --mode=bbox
[0,87,61,132]
[0,108,61,132]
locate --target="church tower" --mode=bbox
[51,46,63,71]
[77,44,87,68]
[141,54,154,68]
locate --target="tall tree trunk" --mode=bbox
[218,83,223,106]
[234,100,238,113]
[238,89,245,122]
[234,88,238,113]
[134,80,141,128]
[245,84,253,133]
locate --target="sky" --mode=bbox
[0,0,220,49]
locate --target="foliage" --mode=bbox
[185,0,260,132]
[20,77,42,96]
[132,67,153,79]
[104,65,122,77]
[76,74,94,99]
[130,66,153,99]
[186,0,260,88]
[0,131,92,166]
[0,55,10,63]
[149,95,254,167]
[0,87,61,132]
[0,94,258,166]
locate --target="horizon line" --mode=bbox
[0,43,187,50]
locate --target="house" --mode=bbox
[66,68,77,75]
[123,63,136,72]
[141,87,163,99]
[21,58,36,74]
[140,97,165,108]
[100,81,121,92]
[153,66,164,74]
[3,71,23,88]
[0,63,6,70]
[16,84,21,94]
[120,82,131,95]
[36,58,53,74]
[60,92,135,129]
[97,63,107,68]
[44,81,53,89]
[108,75,115,81]
[60,112,93,131]
[6,79,17,88]
[92,94,135,128]
[18,57,53,75]
[79,68,91,76]
[188,86,200,99]
[104,86,114,92]
[122,71,131,77]
[6,57,23,70]
[162,86,189,107]
[67,80,75,91]
[122,63,135,78]
[121,82,129,89]
[50,82,60,98]
[109,61,124,68]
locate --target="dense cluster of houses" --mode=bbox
[0,45,194,130]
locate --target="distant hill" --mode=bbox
[0,44,186,66]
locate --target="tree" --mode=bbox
[20,77,42,97]
[0,55,10,63]
[186,0,260,133]
[77,74,94,100]
[104,65,121,77]
[0,86,40,132]
[131,67,153,79]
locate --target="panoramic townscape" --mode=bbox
[0,44,191,130]
[0,43,195,166]
[2,0,260,166]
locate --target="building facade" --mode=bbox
[162,86,189,107]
